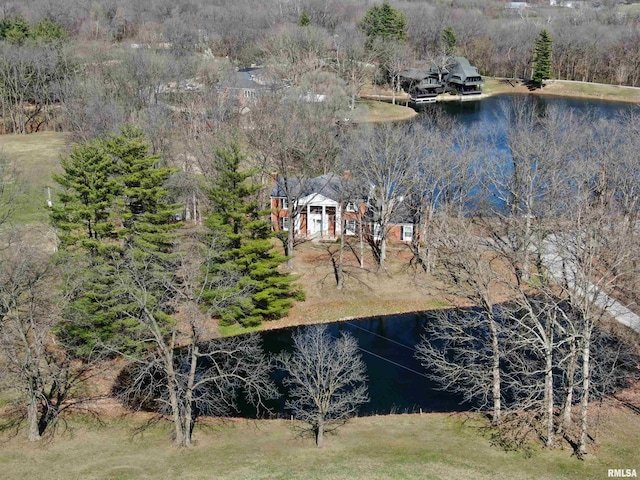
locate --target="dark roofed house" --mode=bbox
[445,57,483,95]
[270,173,415,243]
[270,173,358,238]
[399,68,446,104]
[399,56,483,103]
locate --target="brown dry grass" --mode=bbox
[236,239,453,336]
[483,77,640,103]
[351,99,418,124]
[1,403,639,480]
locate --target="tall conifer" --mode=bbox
[52,127,179,355]
[204,140,297,327]
[532,30,553,86]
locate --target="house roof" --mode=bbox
[399,68,432,81]
[270,173,364,203]
[271,173,416,223]
[233,67,269,90]
[271,173,338,200]
[447,57,482,84]
[400,57,481,87]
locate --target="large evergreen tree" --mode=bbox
[52,127,179,355]
[360,2,407,46]
[532,29,553,86]
[441,27,457,57]
[204,140,297,327]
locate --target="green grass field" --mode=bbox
[1,410,638,480]
[0,131,70,225]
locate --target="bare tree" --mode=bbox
[419,217,507,427]
[278,324,368,447]
[110,234,278,447]
[345,122,422,268]
[333,28,375,111]
[0,244,99,441]
[407,118,484,273]
[370,38,412,105]
[261,23,329,86]
[248,94,341,264]
[415,307,508,427]
[0,42,74,134]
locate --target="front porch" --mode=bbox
[297,205,338,238]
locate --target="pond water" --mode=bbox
[414,94,638,214]
[419,93,636,127]
[256,312,469,417]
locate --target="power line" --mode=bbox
[342,322,420,354]
[330,335,431,380]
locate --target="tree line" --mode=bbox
[3,0,640,133]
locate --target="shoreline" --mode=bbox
[357,77,640,123]
[477,77,640,104]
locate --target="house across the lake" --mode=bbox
[270,173,415,243]
[399,56,483,104]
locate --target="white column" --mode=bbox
[322,205,326,237]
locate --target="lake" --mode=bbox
[421,93,636,127]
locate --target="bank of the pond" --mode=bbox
[355,78,640,125]
[219,241,462,337]
[352,98,418,123]
[482,77,640,103]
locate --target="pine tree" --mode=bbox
[51,140,120,249]
[360,2,407,46]
[204,140,298,327]
[104,126,178,255]
[441,27,457,57]
[532,29,553,86]
[52,127,180,356]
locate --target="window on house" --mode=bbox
[344,219,357,236]
[281,216,289,231]
[401,225,413,242]
[345,202,357,212]
[373,223,382,240]
[281,197,288,209]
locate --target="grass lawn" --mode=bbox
[1,408,638,480]
[0,131,70,225]
[352,99,418,123]
[482,77,640,103]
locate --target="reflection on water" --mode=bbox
[258,312,469,417]
[417,94,635,126]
